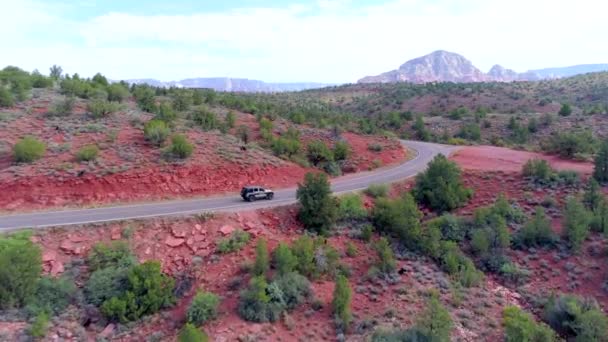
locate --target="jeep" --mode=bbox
[241,186,274,201]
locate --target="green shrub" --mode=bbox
[373,237,396,275]
[13,136,46,163]
[426,214,466,242]
[144,119,170,146]
[237,273,310,322]
[0,232,42,309]
[543,294,608,340]
[29,311,49,338]
[87,241,136,272]
[272,243,297,275]
[332,275,352,331]
[107,83,130,102]
[291,235,316,277]
[413,154,472,213]
[333,141,351,161]
[590,199,608,234]
[306,141,334,167]
[455,123,481,141]
[522,159,555,184]
[187,291,219,326]
[371,193,422,249]
[133,86,156,112]
[415,294,453,342]
[365,184,389,198]
[178,323,208,342]
[345,242,358,257]
[360,224,374,242]
[542,131,596,159]
[155,102,176,122]
[367,143,383,152]
[583,178,603,210]
[558,103,572,116]
[88,99,121,118]
[563,197,590,251]
[503,306,556,342]
[499,263,531,285]
[337,194,367,221]
[171,90,193,111]
[30,276,76,315]
[48,96,75,117]
[85,266,130,306]
[371,327,431,342]
[458,259,484,287]
[225,111,236,128]
[412,116,431,141]
[76,144,99,162]
[296,172,338,234]
[216,230,250,254]
[101,261,175,322]
[168,134,194,159]
[593,139,608,183]
[514,207,555,248]
[192,107,218,130]
[253,239,270,276]
[271,137,300,158]
[0,86,14,107]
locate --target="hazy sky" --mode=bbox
[1,0,606,83]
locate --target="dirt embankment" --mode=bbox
[450,146,593,174]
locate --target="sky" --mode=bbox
[1,0,607,83]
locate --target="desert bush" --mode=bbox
[373,237,396,275]
[371,327,431,342]
[0,86,14,107]
[271,137,300,158]
[365,184,389,198]
[372,193,422,249]
[29,276,76,315]
[272,243,297,275]
[192,107,218,130]
[88,99,121,118]
[332,275,352,331]
[187,291,219,326]
[594,139,608,183]
[144,119,170,146]
[345,242,358,257]
[107,83,130,102]
[543,294,608,340]
[133,86,156,112]
[367,143,383,152]
[337,194,367,221]
[542,131,596,159]
[558,103,572,116]
[272,272,311,309]
[514,207,555,248]
[522,159,555,184]
[216,230,250,254]
[583,178,603,210]
[590,199,608,234]
[85,266,130,306]
[499,263,531,285]
[297,172,338,235]
[455,123,481,141]
[360,224,374,242]
[171,90,193,111]
[76,144,99,162]
[333,141,351,161]
[415,294,453,342]
[412,116,431,141]
[87,241,136,272]
[13,136,46,163]
[253,239,270,276]
[155,102,176,122]
[168,134,194,159]
[413,154,472,212]
[28,311,49,338]
[101,261,175,322]
[426,214,466,242]
[307,141,334,166]
[0,232,42,309]
[563,197,590,251]
[59,77,92,98]
[178,323,208,342]
[503,306,556,342]
[237,125,251,144]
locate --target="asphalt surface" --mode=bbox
[0,140,455,231]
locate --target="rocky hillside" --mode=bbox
[358,50,608,84]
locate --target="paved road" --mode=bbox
[0,140,454,231]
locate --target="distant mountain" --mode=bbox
[358,50,488,84]
[358,51,608,84]
[528,64,608,79]
[125,77,331,92]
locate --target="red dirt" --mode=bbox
[450,146,594,174]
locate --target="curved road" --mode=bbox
[0,141,455,231]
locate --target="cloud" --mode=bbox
[1,0,607,83]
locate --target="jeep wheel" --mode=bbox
[248,195,256,202]
[266,193,274,200]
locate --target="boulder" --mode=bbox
[220,225,235,236]
[165,236,185,247]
